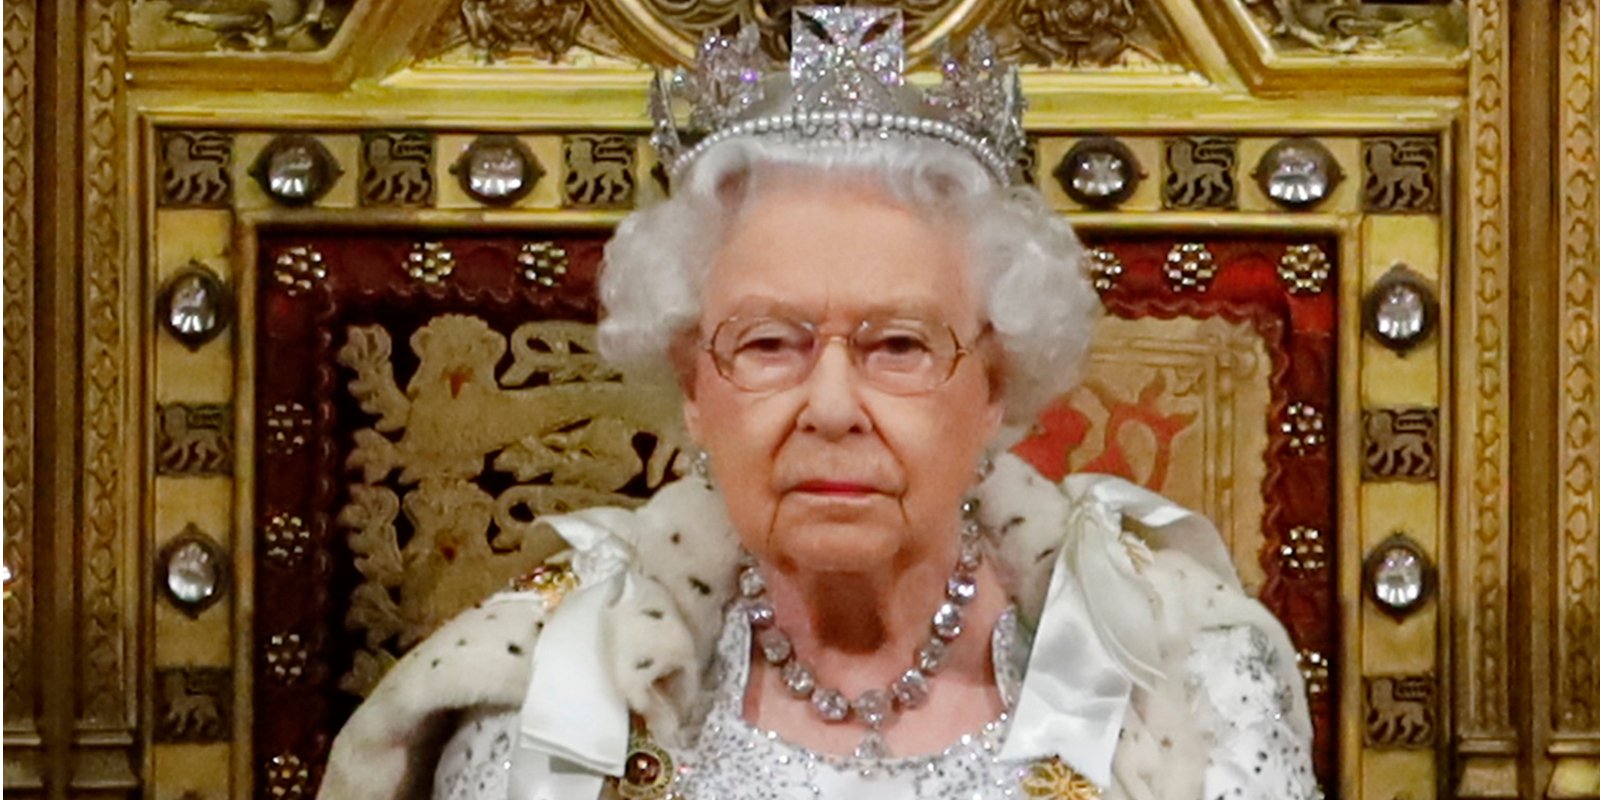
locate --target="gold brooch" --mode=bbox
[613,725,675,800]
[508,562,578,610]
[1021,757,1101,799]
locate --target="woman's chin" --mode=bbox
[766,526,904,575]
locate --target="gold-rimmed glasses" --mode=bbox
[702,315,979,395]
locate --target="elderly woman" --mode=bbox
[322,10,1317,800]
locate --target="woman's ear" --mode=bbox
[670,331,704,441]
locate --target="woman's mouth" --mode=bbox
[791,480,879,496]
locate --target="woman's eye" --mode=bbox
[876,334,932,355]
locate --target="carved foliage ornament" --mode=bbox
[1242,0,1466,55]
[138,0,353,51]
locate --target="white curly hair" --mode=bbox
[598,137,1100,443]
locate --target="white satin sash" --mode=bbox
[510,511,639,800]
[997,473,1234,791]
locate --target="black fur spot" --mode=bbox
[1001,516,1024,535]
[689,577,712,596]
[670,532,682,545]
[636,658,655,670]
[1035,548,1057,563]
[457,638,467,647]
[643,608,665,620]
[508,643,524,655]
[431,658,442,668]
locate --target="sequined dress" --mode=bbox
[434,604,1317,800]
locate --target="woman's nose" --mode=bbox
[796,339,872,438]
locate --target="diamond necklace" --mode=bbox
[737,512,985,760]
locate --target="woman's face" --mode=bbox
[682,179,1003,574]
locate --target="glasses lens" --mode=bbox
[708,316,965,394]
[854,319,956,393]
[713,317,815,390]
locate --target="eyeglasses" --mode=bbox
[702,315,979,395]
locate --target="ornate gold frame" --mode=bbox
[4,1,1596,798]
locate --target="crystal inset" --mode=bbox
[1054,138,1140,208]
[739,567,766,598]
[1364,534,1434,618]
[454,135,542,205]
[853,688,895,728]
[855,730,891,759]
[1278,244,1331,295]
[916,638,949,674]
[812,687,849,722]
[251,134,340,207]
[158,262,232,350]
[518,241,569,289]
[263,512,310,567]
[264,401,312,456]
[264,753,310,799]
[1279,526,1327,577]
[1364,264,1437,353]
[265,632,309,684]
[947,574,977,605]
[790,7,904,108]
[746,598,775,628]
[406,241,456,284]
[782,659,815,697]
[892,668,929,708]
[931,601,963,639]
[1164,242,1217,292]
[273,246,327,297]
[1254,138,1341,210]
[166,542,218,604]
[158,524,228,617]
[1086,247,1124,293]
[1279,401,1326,454]
[757,627,792,664]
[1297,649,1331,697]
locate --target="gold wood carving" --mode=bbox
[1558,0,1599,736]
[336,317,684,695]
[2,0,35,735]
[81,0,136,771]
[419,0,631,65]
[584,0,994,65]
[130,0,354,52]
[1240,0,1466,55]
[993,0,1182,69]
[1459,0,1512,755]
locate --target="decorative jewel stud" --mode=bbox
[158,524,229,618]
[1278,244,1331,295]
[1363,533,1434,619]
[1054,137,1141,209]
[453,134,542,206]
[1363,263,1437,353]
[251,134,341,206]
[1164,242,1217,292]
[1254,137,1342,210]
[157,261,233,351]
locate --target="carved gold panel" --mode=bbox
[18,0,1596,797]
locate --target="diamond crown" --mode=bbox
[649,7,1028,186]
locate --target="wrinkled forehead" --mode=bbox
[699,176,983,329]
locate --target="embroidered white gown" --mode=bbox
[433,607,1318,800]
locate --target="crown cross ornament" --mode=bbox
[649,7,1028,185]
